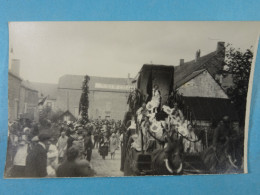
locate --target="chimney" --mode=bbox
[10,59,20,76]
[195,50,201,62]
[216,42,225,53]
[180,59,184,66]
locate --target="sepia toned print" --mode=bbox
[5,21,260,178]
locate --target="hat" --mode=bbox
[23,127,30,133]
[38,133,51,142]
[31,136,39,142]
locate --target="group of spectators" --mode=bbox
[6,118,123,178]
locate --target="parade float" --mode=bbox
[121,64,210,176]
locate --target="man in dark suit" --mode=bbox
[84,131,93,162]
[56,147,95,177]
[25,133,51,178]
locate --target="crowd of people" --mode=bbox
[6,118,122,178]
[5,84,241,177]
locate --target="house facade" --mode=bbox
[174,42,233,92]
[172,42,239,132]
[176,69,228,99]
[56,75,134,121]
[8,71,39,121]
[19,81,39,121]
[8,71,22,121]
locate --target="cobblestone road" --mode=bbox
[90,148,123,177]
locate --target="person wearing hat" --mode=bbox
[212,116,233,149]
[203,116,235,172]
[84,131,93,161]
[67,129,78,150]
[56,146,96,177]
[73,131,85,159]
[99,132,109,160]
[25,133,51,178]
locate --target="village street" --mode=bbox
[90,148,123,177]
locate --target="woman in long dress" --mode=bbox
[109,133,118,159]
[150,85,161,113]
[99,132,109,160]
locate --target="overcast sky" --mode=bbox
[9,21,260,83]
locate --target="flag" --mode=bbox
[38,96,48,106]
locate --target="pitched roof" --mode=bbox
[58,75,133,92]
[175,69,206,89]
[8,71,22,81]
[31,82,58,100]
[59,110,76,121]
[174,50,224,88]
[21,80,38,92]
[183,96,239,121]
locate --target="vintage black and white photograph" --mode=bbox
[5,21,260,178]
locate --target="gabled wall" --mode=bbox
[177,70,228,99]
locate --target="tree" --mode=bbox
[39,106,64,127]
[79,75,90,125]
[49,109,64,123]
[225,45,253,127]
[39,106,52,127]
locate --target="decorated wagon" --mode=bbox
[121,64,208,176]
[121,64,244,176]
